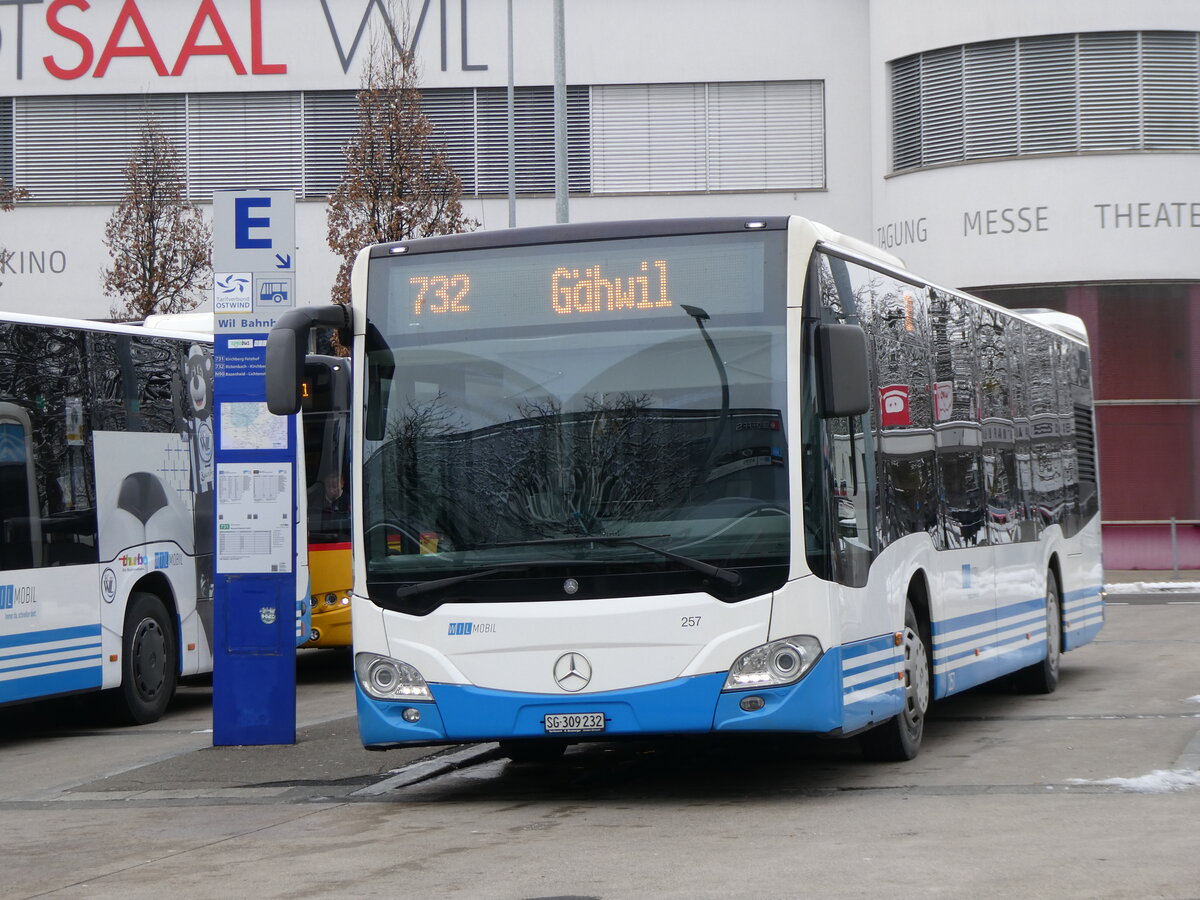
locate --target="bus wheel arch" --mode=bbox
[109,575,179,725]
[860,574,932,762]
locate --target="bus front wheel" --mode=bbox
[110,592,178,725]
[861,601,930,762]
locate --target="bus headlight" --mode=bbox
[722,636,823,691]
[355,652,432,702]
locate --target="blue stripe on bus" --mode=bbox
[839,635,903,732]
[0,641,103,664]
[932,597,1046,639]
[0,624,102,650]
[0,651,103,676]
[1,666,103,704]
[842,634,895,658]
[1064,586,1102,604]
[842,659,890,679]
[845,672,900,694]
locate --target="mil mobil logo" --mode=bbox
[155,551,171,570]
[0,584,35,610]
[448,621,497,636]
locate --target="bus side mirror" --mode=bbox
[815,323,871,418]
[266,305,352,415]
[364,323,394,442]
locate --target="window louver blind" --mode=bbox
[187,92,302,201]
[475,86,554,194]
[0,98,14,189]
[1078,32,1140,151]
[593,80,824,194]
[301,90,359,199]
[16,94,186,203]
[1143,32,1200,149]
[964,41,1017,159]
[297,85,592,199]
[708,81,824,190]
[1018,35,1077,155]
[891,31,1200,172]
[890,57,923,171]
[593,83,706,193]
[920,47,965,165]
[422,88,478,195]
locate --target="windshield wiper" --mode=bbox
[392,565,530,600]
[480,535,742,587]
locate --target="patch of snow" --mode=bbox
[1069,769,1200,793]
[1104,582,1200,594]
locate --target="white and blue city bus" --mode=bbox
[0,311,216,723]
[266,216,1103,761]
[0,311,321,724]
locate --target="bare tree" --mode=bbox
[326,9,476,306]
[102,118,211,321]
[0,177,29,289]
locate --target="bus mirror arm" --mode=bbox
[266,305,353,415]
[815,323,871,418]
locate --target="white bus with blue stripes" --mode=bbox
[0,311,215,724]
[266,216,1103,761]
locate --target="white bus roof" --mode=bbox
[1012,308,1089,342]
[141,311,215,335]
[0,309,207,343]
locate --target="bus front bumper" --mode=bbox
[356,650,844,748]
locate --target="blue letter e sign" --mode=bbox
[234,197,273,249]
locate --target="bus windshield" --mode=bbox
[362,230,790,609]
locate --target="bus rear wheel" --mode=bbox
[109,592,178,725]
[861,601,930,762]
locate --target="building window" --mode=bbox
[891,31,1200,172]
[187,92,303,202]
[14,94,186,203]
[5,79,823,203]
[303,86,591,199]
[591,80,825,193]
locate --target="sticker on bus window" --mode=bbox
[879,384,911,427]
[933,381,953,422]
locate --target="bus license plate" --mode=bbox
[544,712,605,734]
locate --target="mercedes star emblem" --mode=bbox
[553,652,592,692]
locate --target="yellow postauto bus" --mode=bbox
[301,356,353,647]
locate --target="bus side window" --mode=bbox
[930,291,985,549]
[873,279,935,548]
[1024,324,1064,530]
[0,414,37,571]
[977,306,1025,546]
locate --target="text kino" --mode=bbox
[553,261,672,315]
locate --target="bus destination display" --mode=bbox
[376,233,769,336]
